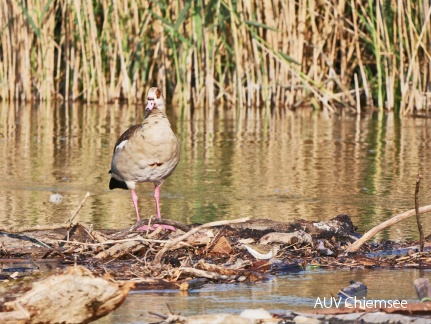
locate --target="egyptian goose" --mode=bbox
[109,87,180,231]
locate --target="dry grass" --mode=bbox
[0,0,430,114]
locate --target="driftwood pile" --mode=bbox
[2,206,431,322]
[1,213,431,288]
[0,214,356,287]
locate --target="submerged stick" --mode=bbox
[0,224,70,233]
[151,217,249,267]
[415,174,424,252]
[344,204,431,253]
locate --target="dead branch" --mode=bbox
[68,192,91,224]
[344,204,431,253]
[151,217,249,267]
[415,174,424,252]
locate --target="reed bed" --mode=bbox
[0,0,430,114]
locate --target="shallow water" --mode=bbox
[2,103,431,239]
[2,102,431,321]
[96,268,428,323]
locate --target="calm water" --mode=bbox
[96,269,427,323]
[2,102,431,238]
[2,103,431,321]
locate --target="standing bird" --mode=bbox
[109,87,180,231]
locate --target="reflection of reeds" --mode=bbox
[0,1,429,113]
[2,101,431,236]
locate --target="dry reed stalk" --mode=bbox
[0,0,429,114]
[86,0,107,104]
[73,0,91,102]
[404,2,431,114]
[112,0,130,101]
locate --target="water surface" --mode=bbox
[96,268,427,323]
[2,103,431,322]
[1,102,431,240]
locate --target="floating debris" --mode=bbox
[49,193,62,203]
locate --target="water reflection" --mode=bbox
[1,102,431,240]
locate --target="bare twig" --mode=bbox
[344,204,431,253]
[67,192,90,241]
[415,173,424,252]
[68,192,91,224]
[151,217,250,267]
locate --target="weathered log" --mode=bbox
[0,266,134,323]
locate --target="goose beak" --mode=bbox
[144,108,151,119]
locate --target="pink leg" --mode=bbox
[136,185,175,232]
[131,189,140,222]
[154,185,162,219]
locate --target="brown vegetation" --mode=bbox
[0,1,430,114]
